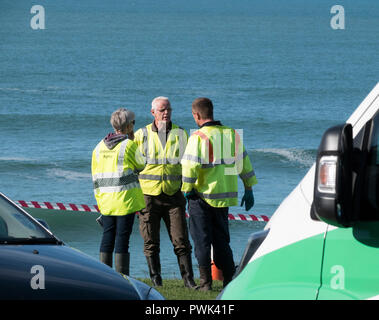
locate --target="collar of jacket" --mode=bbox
[103,133,128,150]
[151,121,173,133]
[199,120,222,129]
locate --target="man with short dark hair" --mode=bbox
[191,97,214,119]
[181,97,257,291]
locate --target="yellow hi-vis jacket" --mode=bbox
[134,123,188,196]
[91,138,146,216]
[181,123,257,208]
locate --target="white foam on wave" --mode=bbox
[0,157,37,162]
[254,148,315,167]
[0,87,39,93]
[0,87,63,93]
[47,169,91,181]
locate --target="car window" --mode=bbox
[0,195,52,241]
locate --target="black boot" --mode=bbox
[221,262,236,288]
[146,255,162,286]
[115,253,130,276]
[177,254,198,289]
[198,265,212,291]
[99,252,113,268]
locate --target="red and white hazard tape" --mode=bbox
[227,213,269,222]
[17,200,99,213]
[16,200,270,222]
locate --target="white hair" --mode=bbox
[151,96,170,111]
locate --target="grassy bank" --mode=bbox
[139,278,224,300]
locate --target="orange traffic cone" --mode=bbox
[211,261,223,281]
[211,246,223,281]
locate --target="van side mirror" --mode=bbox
[312,123,353,227]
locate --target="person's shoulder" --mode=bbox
[135,124,150,131]
[127,137,136,144]
[172,123,186,131]
[188,130,202,142]
[219,123,234,130]
[134,124,150,137]
[125,138,139,151]
[92,139,104,150]
[171,123,189,135]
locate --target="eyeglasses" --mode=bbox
[156,108,172,113]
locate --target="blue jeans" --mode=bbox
[100,213,136,254]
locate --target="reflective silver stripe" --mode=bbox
[93,174,139,189]
[165,158,180,164]
[198,192,238,199]
[92,139,140,193]
[182,154,247,167]
[201,159,232,168]
[163,174,182,181]
[94,142,102,162]
[182,176,197,183]
[139,174,161,181]
[141,127,149,161]
[139,174,182,181]
[117,139,129,173]
[181,154,202,163]
[201,157,242,168]
[146,158,159,165]
[92,169,134,181]
[142,125,186,165]
[146,158,181,165]
[239,170,256,180]
[93,139,130,178]
[94,182,141,194]
[93,170,139,191]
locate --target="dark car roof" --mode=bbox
[0,244,140,300]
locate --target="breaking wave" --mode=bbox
[251,148,316,168]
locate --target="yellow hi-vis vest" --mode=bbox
[91,138,146,216]
[181,124,257,208]
[134,123,188,196]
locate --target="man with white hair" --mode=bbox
[134,97,197,289]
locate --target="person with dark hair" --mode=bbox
[191,97,214,119]
[91,108,145,276]
[181,97,257,291]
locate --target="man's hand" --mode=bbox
[240,189,255,211]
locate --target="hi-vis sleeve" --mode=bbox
[180,134,202,192]
[125,140,145,172]
[133,129,147,157]
[238,144,258,188]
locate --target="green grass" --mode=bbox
[138,278,224,300]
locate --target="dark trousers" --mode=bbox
[188,197,235,276]
[100,213,136,254]
[139,191,192,257]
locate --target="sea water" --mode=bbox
[0,0,378,278]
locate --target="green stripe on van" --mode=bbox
[221,232,325,300]
[317,222,379,300]
[221,223,379,300]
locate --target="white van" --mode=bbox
[219,82,379,300]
